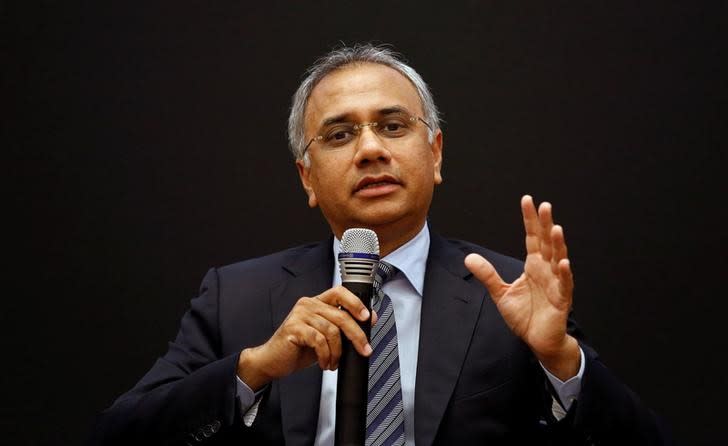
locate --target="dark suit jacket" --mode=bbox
[91,233,670,445]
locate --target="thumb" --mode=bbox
[464,253,506,300]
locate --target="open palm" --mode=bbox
[465,195,578,376]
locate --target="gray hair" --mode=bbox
[287,44,441,163]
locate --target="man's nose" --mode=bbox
[353,125,392,166]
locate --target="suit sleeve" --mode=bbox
[89,268,242,445]
[548,318,674,445]
[561,342,674,445]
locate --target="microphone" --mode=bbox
[335,228,380,446]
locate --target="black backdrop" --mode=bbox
[4,2,725,444]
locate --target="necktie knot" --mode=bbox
[373,261,397,310]
[374,260,397,287]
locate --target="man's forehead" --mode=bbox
[304,63,423,126]
[319,106,415,127]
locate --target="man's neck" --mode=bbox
[366,220,428,258]
[330,216,428,257]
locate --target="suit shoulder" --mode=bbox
[214,241,327,286]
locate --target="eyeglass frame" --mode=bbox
[301,114,433,158]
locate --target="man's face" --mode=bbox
[296,62,443,242]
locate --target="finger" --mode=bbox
[309,314,343,370]
[551,225,568,268]
[464,253,507,300]
[538,202,554,262]
[316,286,371,322]
[293,296,371,358]
[295,325,331,371]
[315,303,373,357]
[371,309,378,327]
[521,195,540,255]
[558,258,574,301]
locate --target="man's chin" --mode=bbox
[349,211,419,233]
[323,201,422,233]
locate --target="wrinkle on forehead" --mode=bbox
[304,63,425,133]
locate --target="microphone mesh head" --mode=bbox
[340,228,380,255]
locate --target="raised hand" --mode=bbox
[464,195,580,380]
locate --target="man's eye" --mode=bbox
[380,121,409,135]
[324,127,355,146]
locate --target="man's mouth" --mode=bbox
[354,175,401,193]
[361,181,392,189]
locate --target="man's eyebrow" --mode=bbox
[378,106,412,116]
[321,114,350,127]
[319,106,413,128]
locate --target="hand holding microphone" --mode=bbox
[236,229,378,396]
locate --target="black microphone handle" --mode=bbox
[335,280,373,446]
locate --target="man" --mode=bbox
[92,44,669,445]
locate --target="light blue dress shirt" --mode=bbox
[237,223,584,444]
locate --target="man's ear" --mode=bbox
[432,130,444,185]
[296,159,318,208]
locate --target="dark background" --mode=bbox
[4,1,725,444]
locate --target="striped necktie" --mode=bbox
[367,261,405,446]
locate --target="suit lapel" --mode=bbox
[270,239,333,446]
[414,233,487,446]
[267,234,487,445]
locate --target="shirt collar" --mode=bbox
[333,223,430,296]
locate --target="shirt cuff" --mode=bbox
[540,347,585,416]
[236,376,265,427]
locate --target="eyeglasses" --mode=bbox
[302,113,433,157]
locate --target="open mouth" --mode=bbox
[355,176,401,193]
[360,181,393,189]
